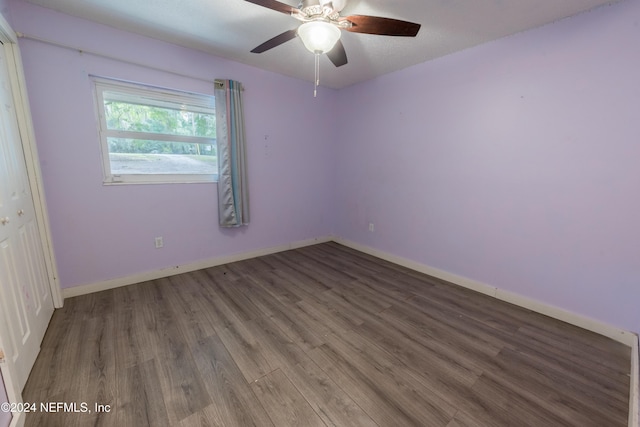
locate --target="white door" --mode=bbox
[0,43,54,391]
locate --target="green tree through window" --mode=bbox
[93,77,217,184]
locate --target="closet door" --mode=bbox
[0,44,54,391]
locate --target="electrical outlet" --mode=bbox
[154,236,163,248]
[369,223,375,232]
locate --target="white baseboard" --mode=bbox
[333,237,636,347]
[61,236,332,299]
[631,335,639,427]
[61,235,639,427]
[333,237,640,426]
[64,233,634,346]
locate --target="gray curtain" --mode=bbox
[215,79,249,227]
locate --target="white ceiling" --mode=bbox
[17,0,617,89]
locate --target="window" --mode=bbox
[93,77,217,184]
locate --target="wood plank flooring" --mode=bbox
[22,242,631,426]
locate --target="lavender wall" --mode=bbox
[9,1,337,289]
[0,0,9,19]
[6,0,640,337]
[334,1,640,334]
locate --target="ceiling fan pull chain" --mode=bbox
[314,51,320,97]
[247,0,422,93]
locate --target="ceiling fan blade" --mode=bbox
[327,39,348,67]
[244,0,297,15]
[251,29,298,53]
[345,15,421,37]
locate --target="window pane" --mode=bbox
[107,138,217,175]
[104,99,216,138]
[93,77,218,183]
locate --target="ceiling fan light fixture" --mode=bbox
[318,0,347,12]
[297,21,341,54]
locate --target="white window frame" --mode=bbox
[92,76,217,184]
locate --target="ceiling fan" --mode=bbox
[245,0,421,68]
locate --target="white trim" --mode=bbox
[496,287,636,346]
[9,413,24,427]
[0,309,25,427]
[0,15,25,427]
[333,237,640,425]
[65,234,637,346]
[92,76,215,109]
[333,237,636,347]
[62,236,332,299]
[0,12,55,427]
[4,42,63,309]
[631,334,639,427]
[92,76,217,185]
[0,12,17,43]
[59,234,639,426]
[0,15,62,308]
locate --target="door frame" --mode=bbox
[0,13,61,309]
[0,330,22,427]
[0,11,62,427]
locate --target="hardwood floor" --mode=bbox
[23,242,631,426]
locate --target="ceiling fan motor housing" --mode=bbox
[299,0,346,14]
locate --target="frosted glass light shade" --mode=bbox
[298,21,341,54]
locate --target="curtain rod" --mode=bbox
[16,32,237,88]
